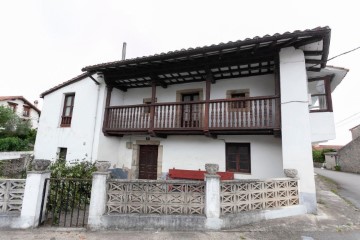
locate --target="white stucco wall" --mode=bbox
[0,99,40,129]
[279,47,317,213]
[109,74,275,106]
[34,74,105,162]
[310,112,336,143]
[108,135,283,180]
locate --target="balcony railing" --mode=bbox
[103,95,280,135]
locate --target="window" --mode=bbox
[226,143,251,173]
[23,105,30,117]
[61,93,75,127]
[227,90,250,111]
[308,76,332,112]
[143,98,156,114]
[8,102,17,112]
[58,148,67,161]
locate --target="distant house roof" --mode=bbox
[0,96,41,114]
[312,145,343,151]
[41,26,332,95]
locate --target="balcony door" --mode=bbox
[181,93,200,128]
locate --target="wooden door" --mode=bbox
[139,145,158,179]
[181,93,200,127]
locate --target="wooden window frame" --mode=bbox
[23,105,30,117]
[309,76,333,113]
[7,102,18,112]
[143,98,156,114]
[225,143,251,173]
[60,93,75,127]
[58,147,67,161]
[226,89,250,112]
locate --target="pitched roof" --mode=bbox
[0,96,41,114]
[81,26,331,90]
[40,72,89,98]
[41,26,332,95]
[82,26,331,72]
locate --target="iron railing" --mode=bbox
[39,178,92,227]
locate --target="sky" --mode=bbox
[0,0,359,145]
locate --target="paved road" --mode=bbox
[315,168,360,209]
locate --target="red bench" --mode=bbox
[168,168,234,180]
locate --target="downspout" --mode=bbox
[90,73,102,162]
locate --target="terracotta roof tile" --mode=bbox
[82,26,331,72]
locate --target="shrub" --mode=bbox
[50,159,97,179]
[47,159,97,225]
[312,148,336,163]
[0,137,31,151]
[334,165,341,171]
[312,150,324,163]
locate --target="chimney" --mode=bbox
[34,100,38,107]
[122,42,127,60]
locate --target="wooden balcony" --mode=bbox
[103,96,280,137]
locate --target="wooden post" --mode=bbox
[204,71,212,132]
[149,81,156,132]
[102,86,113,134]
[274,54,281,129]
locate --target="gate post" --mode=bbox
[20,160,51,228]
[88,161,110,229]
[204,163,223,230]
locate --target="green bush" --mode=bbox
[312,148,335,163]
[334,165,341,171]
[50,159,97,179]
[47,159,97,225]
[0,137,31,151]
[312,150,324,163]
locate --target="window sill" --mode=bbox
[310,109,333,113]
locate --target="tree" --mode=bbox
[0,106,33,137]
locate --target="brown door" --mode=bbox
[139,145,158,179]
[181,93,200,127]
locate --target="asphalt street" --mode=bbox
[314,168,360,209]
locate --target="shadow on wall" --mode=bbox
[110,168,129,179]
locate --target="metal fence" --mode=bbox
[39,178,92,227]
[106,180,205,215]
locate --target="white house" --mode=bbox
[0,96,41,129]
[34,26,348,214]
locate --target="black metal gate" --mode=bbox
[39,178,92,227]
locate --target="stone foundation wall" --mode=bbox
[337,137,360,174]
[0,154,32,178]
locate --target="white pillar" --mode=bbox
[205,174,221,218]
[88,172,108,229]
[204,163,222,230]
[279,47,317,213]
[20,170,51,228]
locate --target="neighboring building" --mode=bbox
[0,96,41,129]
[34,27,348,214]
[312,144,343,151]
[336,124,360,173]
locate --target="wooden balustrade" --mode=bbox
[104,96,279,134]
